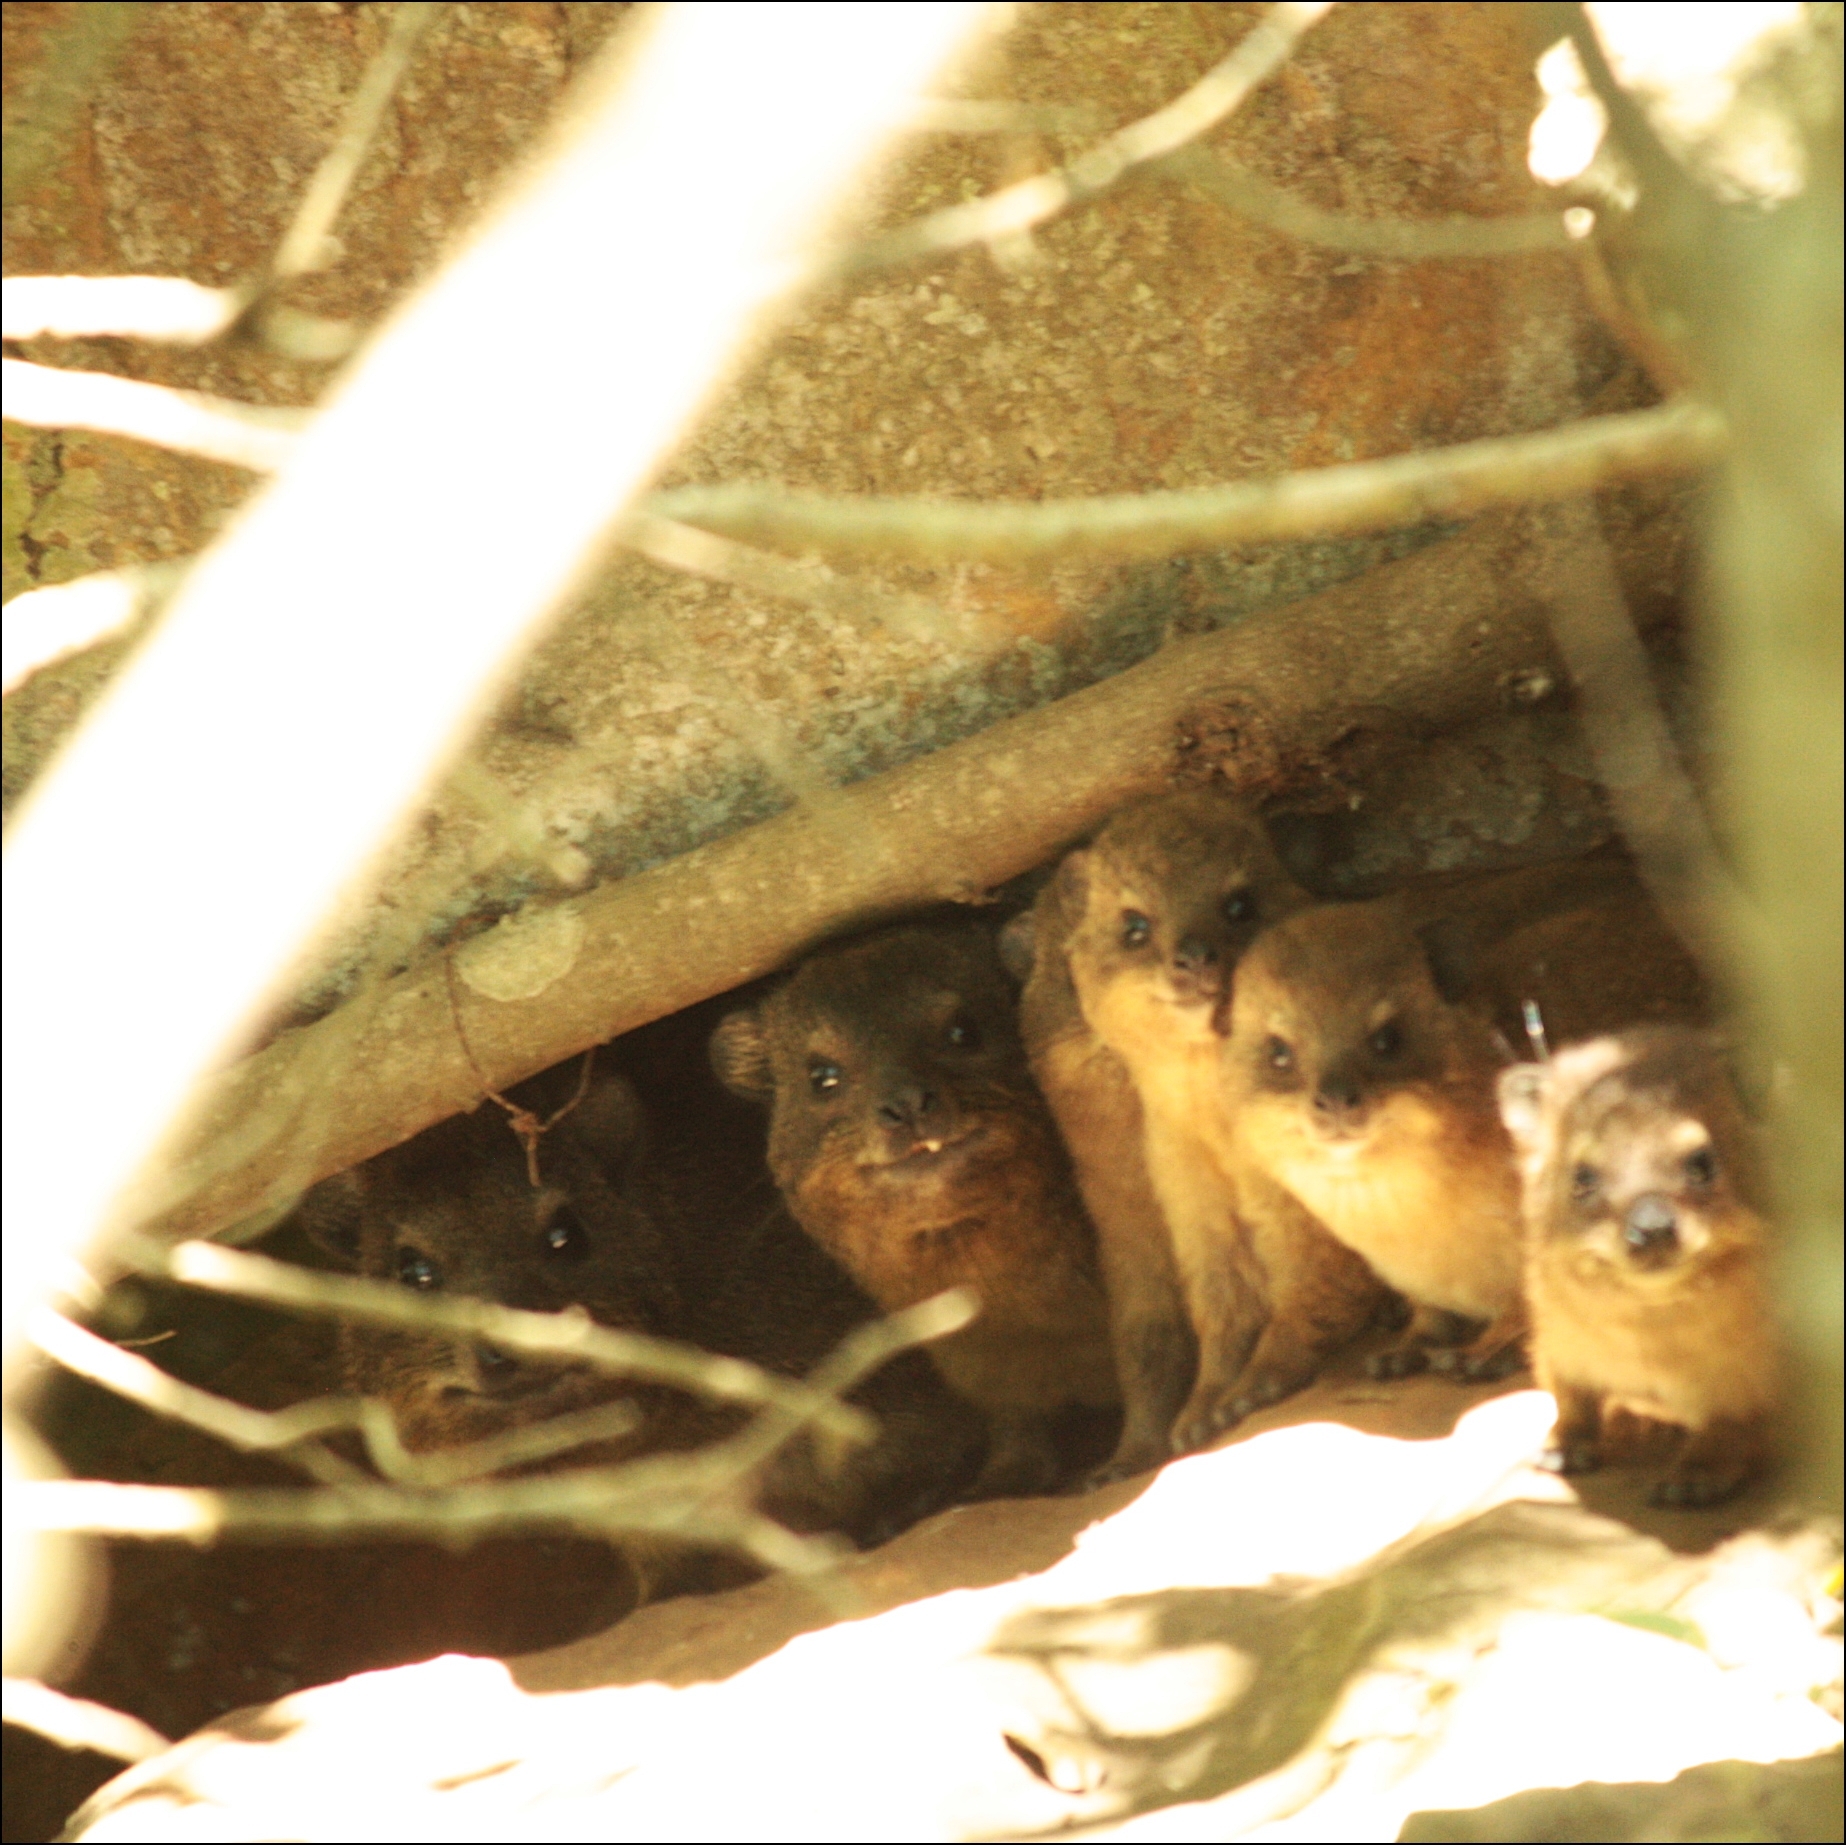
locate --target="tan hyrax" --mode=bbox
[1026,791,1384,1467]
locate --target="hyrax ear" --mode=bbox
[295,1168,368,1266]
[1052,846,1093,916]
[1495,1063,1553,1153]
[710,1007,775,1101]
[1415,913,1477,1005]
[997,909,1037,983]
[569,1069,647,1176]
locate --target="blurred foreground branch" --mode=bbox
[0,1680,169,1766]
[645,400,1723,564]
[17,1292,973,1572]
[119,1237,874,1444]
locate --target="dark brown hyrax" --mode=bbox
[1498,1028,1774,1507]
[1013,791,1384,1473]
[711,921,1119,1497]
[301,1071,680,1455]
[1219,897,1528,1383]
[301,1067,982,1561]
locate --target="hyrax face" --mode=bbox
[1060,791,1310,1062]
[710,923,1064,1286]
[1498,1030,1764,1280]
[301,1074,680,1453]
[1223,900,1479,1172]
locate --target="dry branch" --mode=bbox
[831,0,1331,276]
[644,400,1723,564]
[0,359,307,471]
[136,508,1641,1249]
[1168,145,1580,256]
[0,1680,170,1766]
[124,1238,873,1445]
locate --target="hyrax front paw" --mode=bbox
[1168,1387,1248,1456]
[1366,1340,1433,1380]
[1538,1436,1603,1476]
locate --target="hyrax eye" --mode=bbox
[1570,1163,1600,1202]
[1221,888,1257,926]
[1368,1021,1402,1059]
[1264,1036,1295,1073]
[808,1058,844,1095]
[945,1014,983,1051]
[1682,1145,1717,1187]
[396,1247,441,1291]
[1120,910,1153,949]
[543,1206,589,1262]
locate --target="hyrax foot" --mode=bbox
[967,1423,1065,1500]
[1649,1463,1749,1509]
[1168,1383,1251,1456]
[1427,1338,1527,1382]
[1366,1340,1433,1380]
[1085,1435,1171,1489]
[1538,1437,1603,1476]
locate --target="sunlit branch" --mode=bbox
[2,277,241,344]
[616,511,969,646]
[1168,145,1580,256]
[0,359,306,471]
[1,562,183,696]
[0,1679,170,1766]
[11,1468,844,1577]
[646,399,1726,565]
[123,1236,875,1445]
[829,1,1331,276]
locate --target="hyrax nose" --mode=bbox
[1623,1193,1680,1257]
[1173,935,1219,974]
[1314,1074,1364,1118]
[877,1083,940,1133]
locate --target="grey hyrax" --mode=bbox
[1009,792,1383,1473]
[301,1065,982,1557]
[1498,1028,1775,1507]
[712,920,1119,1497]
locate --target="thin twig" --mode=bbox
[9,1469,844,1575]
[1168,145,1579,257]
[645,399,1727,565]
[268,3,439,285]
[120,1235,875,1444]
[616,511,970,647]
[827,1,1332,277]
[25,1304,646,1488]
[13,1292,976,1567]
[0,1680,170,1766]
[1,562,185,696]
[0,359,305,471]
[1533,498,1755,980]
[1,276,240,344]
[444,956,595,1186]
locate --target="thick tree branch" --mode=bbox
[643,400,1723,564]
[133,510,1630,1250]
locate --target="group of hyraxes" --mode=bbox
[305,787,1774,1582]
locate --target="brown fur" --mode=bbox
[1024,792,1384,1470]
[299,1065,982,1574]
[712,921,1117,1496]
[1499,1028,1774,1507]
[1219,897,1528,1381]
